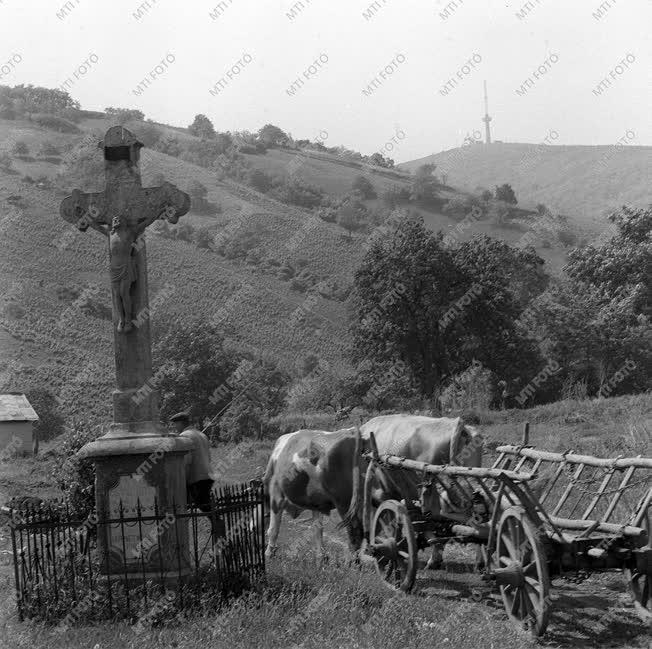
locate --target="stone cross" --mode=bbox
[60,126,190,433]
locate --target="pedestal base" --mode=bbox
[79,428,194,579]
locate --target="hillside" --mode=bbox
[400,142,652,228]
[0,113,644,421]
[0,119,361,421]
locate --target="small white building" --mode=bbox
[0,393,39,456]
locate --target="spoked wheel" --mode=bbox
[369,499,417,592]
[624,508,652,622]
[494,506,551,637]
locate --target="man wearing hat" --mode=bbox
[170,411,217,519]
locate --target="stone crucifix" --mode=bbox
[60,126,190,431]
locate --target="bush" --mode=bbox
[105,107,145,124]
[268,177,325,208]
[216,226,261,259]
[57,136,104,191]
[557,229,578,247]
[12,140,29,156]
[247,168,273,193]
[0,151,12,171]
[156,134,183,157]
[53,421,98,517]
[38,140,60,156]
[182,138,231,167]
[194,226,214,249]
[439,362,496,412]
[131,121,163,148]
[175,222,194,241]
[494,183,517,205]
[25,387,66,442]
[352,175,377,199]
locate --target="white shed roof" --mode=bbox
[0,394,39,422]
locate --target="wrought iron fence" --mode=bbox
[8,481,266,624]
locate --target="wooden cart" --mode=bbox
[361,429,652,637]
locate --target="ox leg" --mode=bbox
[312,511,326,563]
[474,545,486,572]
[425,538,445,570]
[265,504,284,558]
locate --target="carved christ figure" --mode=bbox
[109,214,137,332]
[61,183,186,334]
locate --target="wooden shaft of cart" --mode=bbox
[364,452,536,483]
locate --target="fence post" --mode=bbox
[522,422,530,446]
[9,511,23,621]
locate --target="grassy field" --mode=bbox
[0,394,650,648]
[400,142,652,228]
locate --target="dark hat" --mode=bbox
[170,411,190,423]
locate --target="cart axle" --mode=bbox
[493,562,526,589]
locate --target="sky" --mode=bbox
[0,0,650,163]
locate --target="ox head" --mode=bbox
[450,420,484,467]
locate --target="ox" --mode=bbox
[263,415,483,568]
[357,414,484,569]
[263,428,363,559]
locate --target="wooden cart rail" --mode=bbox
[364,452,536,483]
[496,445,652,469]
[493,444,652,531]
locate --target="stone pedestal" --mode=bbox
[79,431,194,579]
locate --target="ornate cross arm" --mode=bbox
[60,189,109,236]
[136,182,191,236]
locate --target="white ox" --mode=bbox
[359,414,484,568]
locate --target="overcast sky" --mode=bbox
[1,0,650,162]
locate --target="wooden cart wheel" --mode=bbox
[624,507,651,622]
[494,506,551,637]
[369,499,417,593]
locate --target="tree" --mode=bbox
[105,107,145,124]
[187,179,208,204]
[219,356,290,440]
[25,387,66,443]
[12,141,29,156]
[337,200,366,237]
[481,189,493,202]
[188,113,216,140]
[351,216,549,402]
[494,183,517,204]
[351,215,468,398]
[566,205,651,314]
[451,236,546,384]
[369,152,394,168]
[410,164,440,206]
[152,320,239,433]
[10,84,78,115]
[351,175,376,199]
[257,124,288,147]
[536,203,548,215]
[527,206,652,399]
